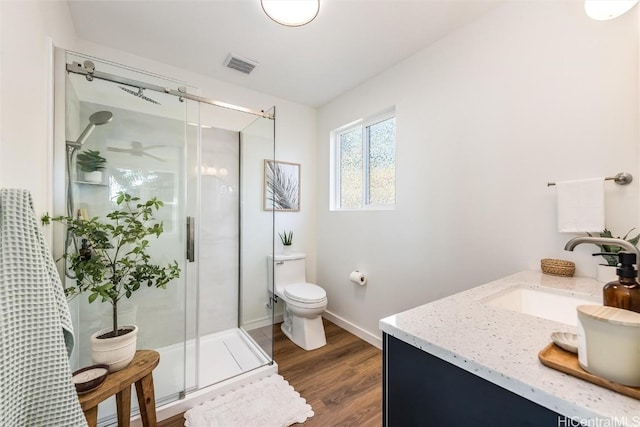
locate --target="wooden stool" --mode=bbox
[78,350,160,427]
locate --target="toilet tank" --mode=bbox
[273,253,307,287]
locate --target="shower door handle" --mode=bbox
[186,216,195,262]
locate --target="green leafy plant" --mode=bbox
[42,192,181,337]
[587,228,640,266]
[77,149,107,172]
[279,230,293,246]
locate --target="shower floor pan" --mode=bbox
[97,327,276,426]
[196,328,268,387]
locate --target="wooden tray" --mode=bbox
[538,343,640,400]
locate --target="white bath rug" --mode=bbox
[184,374,314,427]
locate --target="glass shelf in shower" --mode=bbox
[74,180,108,186]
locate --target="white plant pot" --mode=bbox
[83,170,103,183]
[596,264,618,284]
[90,324,138,372]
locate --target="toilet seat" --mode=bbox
[284,283,326,304]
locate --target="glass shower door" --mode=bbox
[62,51,189,422]
[240,107,275,361]
[190,102,275,391]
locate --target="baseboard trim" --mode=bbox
[322,310,382,349]
[243,313,284,331]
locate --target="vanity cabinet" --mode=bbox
[382,333,575,427]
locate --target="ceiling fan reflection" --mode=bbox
[107,141,166,162]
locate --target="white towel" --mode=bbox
[0,189,87,427]
[556,178,605,233]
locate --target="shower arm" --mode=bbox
[66,110,113,149]
[66,127,93,149]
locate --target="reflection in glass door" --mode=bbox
[63,51,189,423]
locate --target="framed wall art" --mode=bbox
[264,160,300,211]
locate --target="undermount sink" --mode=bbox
[484,285,600,326]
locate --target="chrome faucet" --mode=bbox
[564,236,640,261]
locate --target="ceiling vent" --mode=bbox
[224,53,258,75]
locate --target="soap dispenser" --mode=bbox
[603,252,640,313]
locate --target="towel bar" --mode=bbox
[547,172,633,187]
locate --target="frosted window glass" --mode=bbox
[367,117,395,205]
[340,128,362,209]
[334,110,395,210]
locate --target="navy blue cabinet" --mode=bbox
[383,333,577,427]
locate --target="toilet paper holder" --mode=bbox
[349,270,367,286]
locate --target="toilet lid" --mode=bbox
[284,283,326,303]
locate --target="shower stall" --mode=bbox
[52,50,276,425]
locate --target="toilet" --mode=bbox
[271,253,327,350]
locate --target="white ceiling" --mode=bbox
[67,0,502,107]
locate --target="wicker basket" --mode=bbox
[540,259,575,277]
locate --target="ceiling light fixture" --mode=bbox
[584,0,638,20]
[261,0,320,27]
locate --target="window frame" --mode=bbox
[332,108,396,211]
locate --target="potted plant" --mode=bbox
[279,230,293,253]
[588,228,640,283]
[42,192,180,371]
[77,149,107,183]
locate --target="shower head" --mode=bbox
[88,110,113,126]
[118,86,161,105]
[68,110,113,148]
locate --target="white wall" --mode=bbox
[317,1,639,342]
[274,104,318,280]
[0,1,77,213]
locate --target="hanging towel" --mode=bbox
[556,178,605,233]
[0,189,87,427]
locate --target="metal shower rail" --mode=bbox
[66,60,274,120]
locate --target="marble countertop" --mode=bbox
[379,270,640,426]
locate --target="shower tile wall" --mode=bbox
[199,127,240,335]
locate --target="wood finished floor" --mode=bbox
[158,318,382,426]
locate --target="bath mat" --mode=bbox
[184,374,314,427]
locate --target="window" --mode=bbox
[333,110,396,210]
